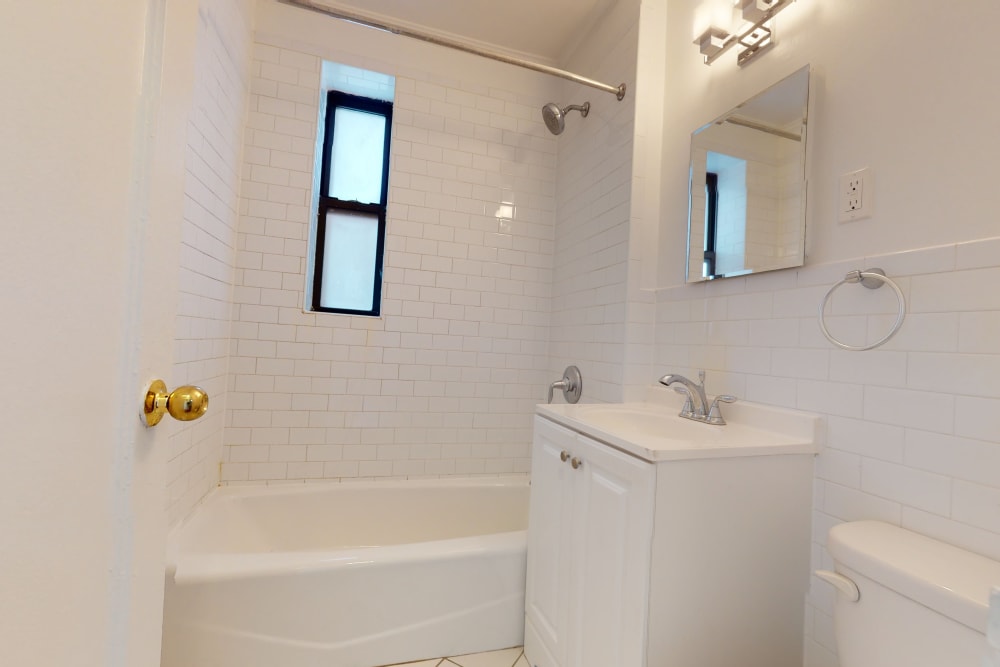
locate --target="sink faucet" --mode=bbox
[658,371,737,425]
[659,371,709,419]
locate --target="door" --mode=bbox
[1,2,199,665]
[525,417,579,667]
[569,434,654,667]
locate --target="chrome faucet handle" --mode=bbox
[671,385,695,416]
[547,379,568,404]
[706,394,737,425]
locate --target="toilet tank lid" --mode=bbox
[828,521,1000,633]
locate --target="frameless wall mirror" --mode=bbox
[687,65,810,282]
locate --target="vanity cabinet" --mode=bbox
[524,412,815,667]
[524,415,654,667]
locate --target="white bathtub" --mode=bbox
[160,477,529,667]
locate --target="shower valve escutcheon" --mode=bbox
[143,379,209,427]
[548,365,583,404]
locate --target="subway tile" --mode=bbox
[796,379,864,418]
[910,267,1000,313]
[864,244,956,277]
[952,481,1000,535]
[828,349,907,387]
[958,311,1000,354]
[905,429,1000,486]
[822,482,902,524]
[954,396,1000,441]
[872,312,959,352]
[815,448,861,487]
[907,352,1000,398]
[860,458,951,516]
[863,386,954,433]
[956,236,1000,270]
[826,416,905,462]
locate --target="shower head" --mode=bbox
[541,101,591,135]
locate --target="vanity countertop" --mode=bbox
[537,389,822,463]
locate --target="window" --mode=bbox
[703,171,718,278]
[312,91,392,316]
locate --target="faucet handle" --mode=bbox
[706,394,737,425]
[671,385,695,416]
[698,370,706,387]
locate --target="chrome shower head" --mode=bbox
[541,101,590,135]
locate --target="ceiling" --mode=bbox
[306,0,620,64]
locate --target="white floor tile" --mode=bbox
[513,656,529,667]
[447,646,524,667]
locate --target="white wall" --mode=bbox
[655,2,1000,665]
[220,1,560,483]
[168,0,254,525]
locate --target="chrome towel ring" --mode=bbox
[819,268,905,351]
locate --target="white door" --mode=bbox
[1,2,199,665]
[569,435,655,667]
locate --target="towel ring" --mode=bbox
[819,268,905,351]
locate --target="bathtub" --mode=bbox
[160,476,529,667]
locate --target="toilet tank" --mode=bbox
[827,521,1000,667]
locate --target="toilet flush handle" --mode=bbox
[815,569,860,602]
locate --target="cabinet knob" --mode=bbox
[571,457,583,469]
[560,450,571,462]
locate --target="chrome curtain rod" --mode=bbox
[279,0,627,100]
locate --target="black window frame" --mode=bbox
[312,91,392,316]
[703,171,719,278]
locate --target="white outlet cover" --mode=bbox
[839,167,873,223]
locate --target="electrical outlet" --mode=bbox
[839,167,873,222]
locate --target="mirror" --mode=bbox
[687,65,810,282]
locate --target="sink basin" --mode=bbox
[536,392,821,462]
[572,404,721,442]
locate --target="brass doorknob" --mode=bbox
[143,379,209,427]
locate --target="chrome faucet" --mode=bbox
[658,371,736,425]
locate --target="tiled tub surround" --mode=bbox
[654,237,1000,666]
[550,9,641,406]
[168,0,253,525]
[223,33,559,483]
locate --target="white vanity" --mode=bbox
[524,392,821,667]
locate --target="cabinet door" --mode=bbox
[567,434,654,667]
[525,417,578,667]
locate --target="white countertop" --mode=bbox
[536,388,822,463]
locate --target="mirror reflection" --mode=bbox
[687,66,810,282]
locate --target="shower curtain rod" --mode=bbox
[279,0,627,100]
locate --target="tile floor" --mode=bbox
[387,646,527,667]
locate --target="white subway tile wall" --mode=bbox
[654,238,1000,664]
[551,23,641,405]
[167,0,252,525]
[223,39,558,483]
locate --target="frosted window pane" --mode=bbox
[329,108,386,204]
[320,210,378,311]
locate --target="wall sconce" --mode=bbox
[694,0,798,67]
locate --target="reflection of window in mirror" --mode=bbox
[704,152,748,278]
[704,172,717,278]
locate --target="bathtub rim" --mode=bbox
[167,475,530,584]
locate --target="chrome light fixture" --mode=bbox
[694,26,731,59]
[694,0,798,67]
